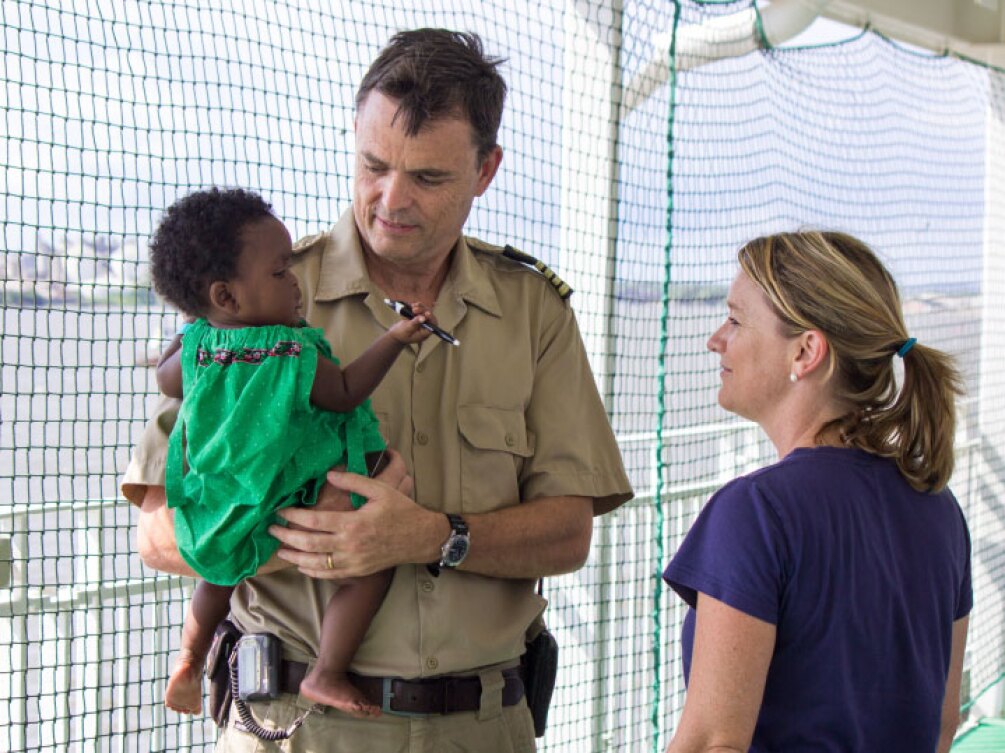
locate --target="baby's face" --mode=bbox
[228,216,303,327]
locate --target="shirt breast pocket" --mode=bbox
[457,404,535,513]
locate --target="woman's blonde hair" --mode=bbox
[737,231,963,491]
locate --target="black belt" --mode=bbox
[279,660,524,715]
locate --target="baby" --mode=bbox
[150,187,432,718]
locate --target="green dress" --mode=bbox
[166,318,386,586]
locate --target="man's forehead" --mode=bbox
[355,126,479,172]
[356,92,476,146]
[359,148,454,175]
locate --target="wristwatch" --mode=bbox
[439,513,470,569]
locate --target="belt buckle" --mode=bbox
[381,677,431,718]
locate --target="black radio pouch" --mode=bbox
[205,619,242,728]
[522,582,559,737]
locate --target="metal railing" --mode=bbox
[0,410,990,752]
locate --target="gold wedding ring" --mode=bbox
[326,553,335,570]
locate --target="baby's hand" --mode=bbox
[388,302,436,344]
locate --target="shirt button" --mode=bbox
[421,580,434,593]
[505,433,515,447]
[416,361,426,373]
[416,431,429,445]
[425,657,439,671]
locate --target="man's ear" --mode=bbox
[792,329,830,380]
[208,280,239,315]
[474,145,503,197]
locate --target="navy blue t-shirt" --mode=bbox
[663,447,972,752]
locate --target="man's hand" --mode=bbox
[269,451,438,579]
[270,444,594,581]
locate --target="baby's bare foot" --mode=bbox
[165,656,204,715]
[300,670,381,719]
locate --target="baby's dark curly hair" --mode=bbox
[149,188,274,317]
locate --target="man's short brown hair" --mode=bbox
[357,29,507,160]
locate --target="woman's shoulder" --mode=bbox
[705,472,783,522]
[715,450,827,497]
[743,446,884,487]
[728,446,963,525]
[711,447,874,513]
[773,446,959,500]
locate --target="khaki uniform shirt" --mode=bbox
[123,208,633,678]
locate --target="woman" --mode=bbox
[663,231,972,753]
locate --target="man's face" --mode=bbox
[353,92,502,270]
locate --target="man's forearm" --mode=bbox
[136,485,290,577]
[136,486,195,576]
[457,495,593,579]
[272,473,594,581]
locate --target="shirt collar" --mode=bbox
[313,208,501,319]
[314,209,373,301]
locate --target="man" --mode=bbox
[123,29,633,752]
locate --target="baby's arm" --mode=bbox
[156,333,184,398]
[310,303,434,412]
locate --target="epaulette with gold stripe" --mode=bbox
[503,246,572,299]
[466,237,572,299]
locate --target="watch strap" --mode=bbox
[446,512,468,536]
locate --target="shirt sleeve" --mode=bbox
[663,477,789,625]
[120,395,179,506]
[519,297,633,515]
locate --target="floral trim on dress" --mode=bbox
[197,340,302,367]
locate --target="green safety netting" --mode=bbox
[2,1,1003,751]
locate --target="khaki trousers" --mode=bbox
[215,694,537,753]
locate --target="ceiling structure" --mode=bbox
[822,0,1005,64]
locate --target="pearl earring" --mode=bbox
[789,372,798,383]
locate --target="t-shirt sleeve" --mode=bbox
[663,477,788,625]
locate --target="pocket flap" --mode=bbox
[205,620,241,680]
[457,405,535,457]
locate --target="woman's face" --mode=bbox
[707,271,796,424]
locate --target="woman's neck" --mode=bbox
[763,400,847,459]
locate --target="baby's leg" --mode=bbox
[299,568,393,716]
[165,580,235,714]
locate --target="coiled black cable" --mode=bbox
[227,649,319,740]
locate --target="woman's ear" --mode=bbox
[792,329,829,380]
[208,280,239,315]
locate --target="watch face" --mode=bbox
[443,535,470,566]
